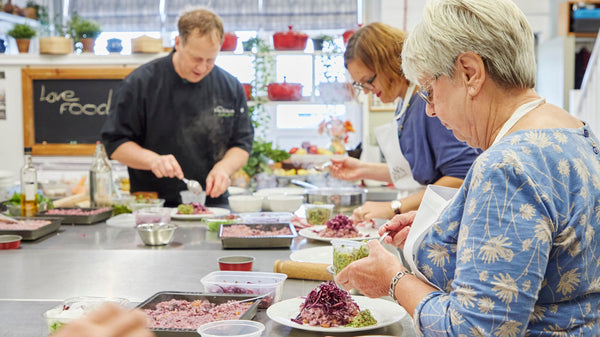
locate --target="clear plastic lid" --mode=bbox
[197,320,265,337]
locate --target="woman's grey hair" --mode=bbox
[402,0,536,89]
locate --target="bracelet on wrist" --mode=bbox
[388,270,414,303]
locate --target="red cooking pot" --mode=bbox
[273,26,308,51]
[221,32,237,51]
[242,83,252,101]
[343,25,362,45]
[267,77,303,101]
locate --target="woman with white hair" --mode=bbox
[335,0,600,335]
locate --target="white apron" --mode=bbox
[374,83,424,196]
[402,98,546,289]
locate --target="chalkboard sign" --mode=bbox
[22,68,135,155]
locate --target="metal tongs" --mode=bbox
[182,177,203,194]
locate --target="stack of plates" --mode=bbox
[0,170,16,200]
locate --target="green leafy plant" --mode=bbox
[242,139,290,178]
[8,24,37,39]
[25,1,40,15]
[242,37,261,52]
[321,38,343,82]
[67,12,101,42]
[246,37,275,139]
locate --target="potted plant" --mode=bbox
[8,23,36,53]
[68,12,101,53]
[312,34,333,51]
[24,0,39,20]
[242,37,260,52]
[37,7,73,54]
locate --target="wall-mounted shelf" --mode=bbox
[559,1,600,37]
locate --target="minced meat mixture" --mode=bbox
[144,299,252,329]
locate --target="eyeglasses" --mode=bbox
[417,74,440,105]
[352,73,377,91]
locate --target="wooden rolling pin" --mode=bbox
[52,193,89,208]
[273,260,333,281]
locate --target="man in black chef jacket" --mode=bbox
[101,7,253,207]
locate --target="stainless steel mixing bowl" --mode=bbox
[136,223,177,246]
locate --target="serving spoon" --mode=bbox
[182,177,203,194]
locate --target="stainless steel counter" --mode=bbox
[1,217,417,337]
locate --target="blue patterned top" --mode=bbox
[414,126,600,336]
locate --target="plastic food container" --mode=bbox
[204,217,239,232]
[134,207,170,226]
[111,195,135,215]
[304,203,334,225]
[180,190,206,205]
[198,320,265,337]
[332,239,369,274]
[43,296,129,333]
[272,25,308,51]
[131,198,165,212]
[201,271,287,308]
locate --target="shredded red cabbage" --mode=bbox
[294,281,359,327]
[325,214,354,231]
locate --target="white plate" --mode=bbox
[170,207,230,220]
[266,296,406,333]
[289,246,333,265]
[298,225,379,242]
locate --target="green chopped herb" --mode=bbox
[345,309,377,327]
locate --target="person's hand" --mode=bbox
[352,201,395,222]
[205,166,231,198]
[329,157,365,181]
[52,303,153,337]
[379,211,417,248]
[334,240,402,298]
[150,155,183,180]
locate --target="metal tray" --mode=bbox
[136,291,260,337]
[218,222,297,249]
[0,217,62,240]
[36,207,113,225]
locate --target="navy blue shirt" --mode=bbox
[101,53,254,206]
[397,94,481,185]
